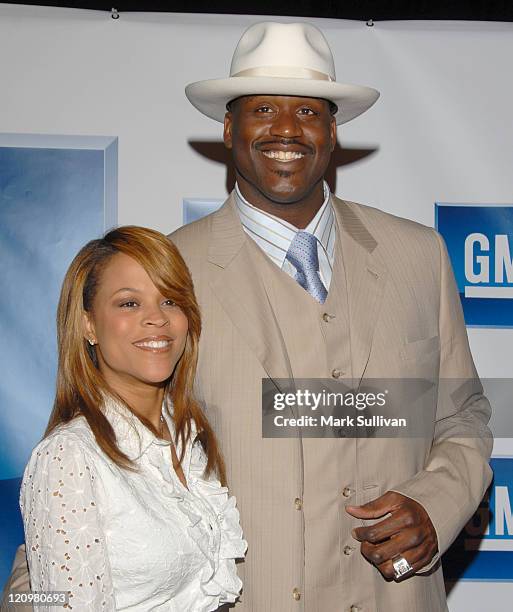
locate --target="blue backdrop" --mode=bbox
[0,133,117,588]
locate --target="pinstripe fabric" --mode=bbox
[165,193,492,611]
[234,181,335,289]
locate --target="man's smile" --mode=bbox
[261,150,305,162]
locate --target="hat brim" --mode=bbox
[185,77,379,125]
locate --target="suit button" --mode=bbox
[350,606,361,612]
[292,588,301,601]
[342,486,353,498]
[337,427,350,438]
[322,312,335,322]
[294,497,303,511]
[331,368,343,379]
[343,545,354,556]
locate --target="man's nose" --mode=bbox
[269,110,302,138]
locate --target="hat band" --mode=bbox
[231,65,334,82]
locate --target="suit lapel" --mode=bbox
[332,196,388,383]
[207,194,293,387]
[206,193,387,386]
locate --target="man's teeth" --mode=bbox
[135,340,171,349]
[262,151,304,161]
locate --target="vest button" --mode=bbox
[322,312,334,322]
[294,497,303,510]
[350,606,361,612]
[342,486,353,498]
[292,588,301,601]
[343,545,354,555]
[331,368,343,379]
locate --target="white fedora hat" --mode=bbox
[185,21,380,125]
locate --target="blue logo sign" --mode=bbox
[435,204,513,327]
[443,457,513,581]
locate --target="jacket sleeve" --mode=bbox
[20,432,116,611]
[390,229,493,568]
[1,545,32,612]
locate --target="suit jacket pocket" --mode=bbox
[400,335,440,361]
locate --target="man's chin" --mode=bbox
[260,187,313,206]
[237,172,319,207]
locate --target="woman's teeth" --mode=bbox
[134,340,171,349]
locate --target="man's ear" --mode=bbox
[82,311,97,345]
[330,115,337,153]
[223,111,233,150]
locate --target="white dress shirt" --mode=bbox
[235,181,336,289]
[20,397,247,611]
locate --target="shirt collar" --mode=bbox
[102,395,173,461]
[235,181,334,268]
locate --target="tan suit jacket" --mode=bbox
[169,194,492,611]
[3,194,492,611]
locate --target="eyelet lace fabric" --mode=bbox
[20,398,247,611]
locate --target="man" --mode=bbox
[174,21,492,611]
[3,21,492,612]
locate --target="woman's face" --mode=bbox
[83,252,189,392]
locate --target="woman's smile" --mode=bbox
[133,335,175,353]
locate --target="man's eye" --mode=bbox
[255,106,272,113]
[298,107,316,115]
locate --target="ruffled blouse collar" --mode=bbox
[101,393,182,461]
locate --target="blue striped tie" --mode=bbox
[285,231,328,304]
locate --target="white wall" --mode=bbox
[1,4,512,609]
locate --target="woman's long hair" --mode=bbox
[45,225,226,483]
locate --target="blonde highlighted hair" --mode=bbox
[46,225,225,483]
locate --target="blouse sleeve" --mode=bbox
[20,431,116,611]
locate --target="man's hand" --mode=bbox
[345,491,438,580]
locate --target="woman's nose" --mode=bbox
[143,306,169,327]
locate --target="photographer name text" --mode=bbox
[273,415,407,428]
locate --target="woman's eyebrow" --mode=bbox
[111,287,141,296]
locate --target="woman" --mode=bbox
[20,226,247,611]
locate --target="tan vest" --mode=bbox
[256,229,375,610]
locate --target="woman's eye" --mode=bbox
[163,299,176,307]
[120,301,138,308]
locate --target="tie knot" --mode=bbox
[286,231,320,272]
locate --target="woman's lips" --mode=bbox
[132,338,173,353]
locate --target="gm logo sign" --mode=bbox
[435,204,513,327]
[443,457,513,581]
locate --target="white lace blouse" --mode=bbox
[20,398,247,611]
